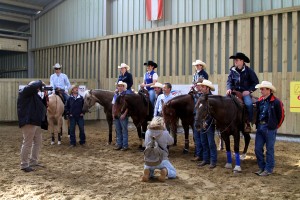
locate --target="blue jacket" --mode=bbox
[226,65,259,92]
[65,94,84,117]
[255,94,285,130]
[193,70,209,83]
[17,80,47,128]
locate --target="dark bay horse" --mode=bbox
[113,89,154,149]
[82,89,115,144]
[162,94,194,154]
[194,94,253,172]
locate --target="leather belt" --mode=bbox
[259,121,267,124]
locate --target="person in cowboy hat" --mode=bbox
[226,52,259,132]
[112,81,129,151]
[117,63,133,94]
[65,84,86,147]
[151,82,163,105]
[142,116,176,182]
[254,81,285,176]
[196,80,217,169]
[154,83,174,117]
[192,59,209,84]
[140,60,159,107]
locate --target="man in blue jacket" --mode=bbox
[226,52,259,132]
[254,81,285,176]
[17,80,47,172]
[65,84,86,147]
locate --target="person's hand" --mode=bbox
[242,91,250,96]
[140,83,145,88]
[203,122,208,130]
[80,113,84,116]
[120,113,126,120]
[226,89,232,95]
[42,81,46,86]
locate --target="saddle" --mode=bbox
[231,90,258,107]
[55,89,65,103]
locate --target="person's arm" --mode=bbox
[275,99,284,128]
[164,130,174,145]
[65,98,70,116]
[249,69,259,92]
[120,108,128,120]
[64,74,71,93]
[226,70,233,95]
[22,80,44,97]
[127,73,133,89]
[154,95,161,116]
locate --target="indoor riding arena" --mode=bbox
[0,0,299,199]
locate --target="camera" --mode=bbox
[41,86,53,91]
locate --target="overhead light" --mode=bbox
[36,11,41,14]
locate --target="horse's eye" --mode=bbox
[199,103,203,108]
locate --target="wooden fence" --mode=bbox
[18,7,300,135]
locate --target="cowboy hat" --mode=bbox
[53,63,62,69]
[150,82,163,88]
[69,84,79,94]
[118,63,130,71]
[144,60,158,68]
[192,60,206,68]
[115,81,127,89]
[147,116,165,130]
[229,52,250,63]
[197,79,215,91]
[255,81,276,93]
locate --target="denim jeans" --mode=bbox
[148,89,156,107]
[114,117,129,148]
[69,116,86,145]
[201,125,217,164]
[144,159,177,179]
[255,124,277,173]
[193,124,203,159]
[243,94,253,122]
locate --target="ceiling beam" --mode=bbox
[0,11,31,19]
[0,0,43,11]
[0,13,30,23]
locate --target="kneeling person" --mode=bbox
[142,117,176,182]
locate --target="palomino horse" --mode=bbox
[194,94,255,172]
[82,89,115,144]
[47,93,64,145]
[113,89,154,149]
[161,94,194,154]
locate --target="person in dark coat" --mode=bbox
[17,80,47,172]
[117,63,133,94]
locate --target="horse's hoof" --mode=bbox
[233,165,242,172]
[182,149,189,154]
[58,141,61,145]
[240,154,247,160]
[224,163,232,169]
[50,141,55,145]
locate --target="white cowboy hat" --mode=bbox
[53,63,62,69]
[192,60,206,68]
[150,82,163,89]
[197,79,215,91]
[118,63,130,71]
[115,81,127,89]
[69,84,79,94]
[255,81,276,93]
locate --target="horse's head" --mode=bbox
[113,94,127,118]
[82,90,98,113]
[194,94,210,131]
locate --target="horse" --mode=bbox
[113,89,154,149]
[47,93,64,145]
[162,94,195,154]
[194,94,255,172]
[82,89,115,144]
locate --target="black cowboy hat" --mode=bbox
[144,60,158,68]
[229,52,250,63]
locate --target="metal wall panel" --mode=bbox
[0,53,28,78]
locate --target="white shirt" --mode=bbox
[50,73,71,93]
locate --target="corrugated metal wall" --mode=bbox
[0,53,28,78]
[34,0,300,48]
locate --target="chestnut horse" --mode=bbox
[113,89,154,149]
[194,94,254,172]
[162,94,195,154]
[82,89,115,144]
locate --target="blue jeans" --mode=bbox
[144,159,177,179]
[69,116,85,145]
[193,124,203,159]
[114,117,129,148]
[243,94,253,122]
[148,89,156,107]
[255,124,277,173]
[201,125,217,164]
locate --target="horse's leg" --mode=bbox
[57,117,63,145]
[233,130,242,172]
[182,121,190,154]
[107,117,113,145]
[240,132,251,160]
[51,133,55,145]
[170,122,177,146]
[222,131,232,169]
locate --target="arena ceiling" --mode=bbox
[0,0,63,39]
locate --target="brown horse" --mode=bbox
[47,94,64,145]
[162,94,194,154]
[113,89,154,149]
[194,94,254,172]
[82,89,115,144]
